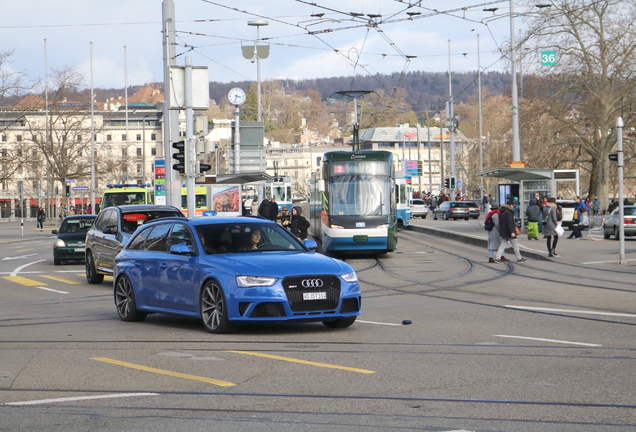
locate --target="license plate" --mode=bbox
[74,247,85,252]
[303,292,326,300]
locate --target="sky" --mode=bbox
[0,0,529,94]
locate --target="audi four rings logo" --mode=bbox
[301,279,324,288]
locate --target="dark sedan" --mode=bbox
[52,215,97,265]
[432,201,471,220]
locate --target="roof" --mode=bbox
[359,126,470,143]
[477,168,554,182]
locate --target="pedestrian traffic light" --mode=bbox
[450,177,456,189]
[172,140,186,174]
[444,178,449,188]
[65,185,70,196]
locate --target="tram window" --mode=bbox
[273,186,286,202]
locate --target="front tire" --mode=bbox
[323,316,357,328]
[114,275,147,322]
[200,280,237,334]
[54,257,61,266]
[604,229,610,239]
[86,251,104,284]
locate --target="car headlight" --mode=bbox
[330,224,344,229]
[341,271,358,283]
[54,239,66,247]
[236,276,278,287]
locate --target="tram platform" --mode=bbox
[406,215,636,269]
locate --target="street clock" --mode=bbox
[228,87,246,106]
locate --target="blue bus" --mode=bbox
[309,151,398,253]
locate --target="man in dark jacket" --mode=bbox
[525,198,541,240]
[290,206,310,240]
[258,198,271,219]
[494,203,527,263]
[269,198,279,221]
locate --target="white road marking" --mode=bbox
[357,320,403,326]
[494,335,601,347]
[35,286,69,294]
[504,305,636,318]
[10,260,46,277]
[582,258,636,264]
[2,253,39,261]
[4,392,159,406]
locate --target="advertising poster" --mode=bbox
[212,186,241,216]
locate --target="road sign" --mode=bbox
[65,179,75,183]
[72,186,89,190]
[456,181,462,189]
[541,51,557,66]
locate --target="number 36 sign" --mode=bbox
[541,51,557,66]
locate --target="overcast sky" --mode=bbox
[1,0,528,93]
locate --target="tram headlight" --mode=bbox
[376,224,389,229]
[330,224,344,229]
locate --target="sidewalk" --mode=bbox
[406,215,636,269]
[0,219,59,245]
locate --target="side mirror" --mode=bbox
[51,229,58,235]
[170,243,195,255]
[303,239,318,251]
[103,225,117,235]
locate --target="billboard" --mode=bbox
[212,186,241,216]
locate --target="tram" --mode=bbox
[395,174,412,226]
[266,176,293,213]
[309,151,398,253]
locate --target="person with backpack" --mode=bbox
[484,208,509,263]
[525,197,542,240]
[494,203,527,263]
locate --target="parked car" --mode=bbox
[113,217,361,333]
[556,199,576,229]
[409,199,429,218]
[52,215,97,265]
[85,205,185,284]
[432,201,471,220]
[603,205,636,240]
[464,201,480,219]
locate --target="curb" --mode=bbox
[404,224,552,262]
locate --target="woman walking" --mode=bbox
[543,197,559,257]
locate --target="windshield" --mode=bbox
[329,175,392,216]
[60,218,95,234]
[103,191,147,208]
[120,210,183,233]
[195,222,306,254]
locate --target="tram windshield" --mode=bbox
[329,175,392,216]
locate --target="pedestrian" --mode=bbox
[481,194,489,212]
[512,197,520,226]
[251,199,259,217]
[269,198,279,221]
[567,196,589,239]
[569,207,590,240]
[484,208,509,263]
[280,206,291,228]
[592,195,600,217]
[543,197,560,257]
[290,206,310,240]
[258,198,271,219]
[525,197,541,240]
[36,206,45,231]
[494,202,527,263]
[87,203,92,215]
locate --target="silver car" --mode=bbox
[85,205,184,284]
[409,199,429,219]
[603,205,636,240]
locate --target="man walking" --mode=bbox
[494,202,527,263]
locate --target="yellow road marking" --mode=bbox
[2,276,46,286]
[75,274,113,282]
[91,357,235,387]
[16,249,33,252]
[225,350,375,374]
[39,275,81,285]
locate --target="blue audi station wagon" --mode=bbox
[113,217,361,333]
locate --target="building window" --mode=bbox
[32,149,37,157]
[136,163,142,174]
[136,148,142,156]
[1,135,6,142]
[77,135,82,142]
[122,149,127,158]
[77,149,82,157]
[106,134,112,141]
[151,147,157,156]
[294,160,298,166]
[151,133,156,141]
[16,135,22,142]
[0,149,6,158]
[122,134,127,141]
[136,134,142,141]
[17,148,22,157]
[32,180,38,189]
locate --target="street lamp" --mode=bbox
[246,19,269,122]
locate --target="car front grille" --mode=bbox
[250,302,286,318]
[282,275,341,312]
[340,297,360,313]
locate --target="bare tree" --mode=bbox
[520,0,636,208]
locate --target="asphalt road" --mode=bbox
[1,221,635,431]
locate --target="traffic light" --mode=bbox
[197,160,212,175]
[65,185,70,196]
[450,177,456,189]
[444,178,449,188]
[609,153,618,161]
[172,140,186,174]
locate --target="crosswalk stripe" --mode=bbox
[39,275,81,285]
[2,276,46,286]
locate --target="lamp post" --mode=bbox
[141,113,154,185]
[247,19,269,122]
[509,0,521,164]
